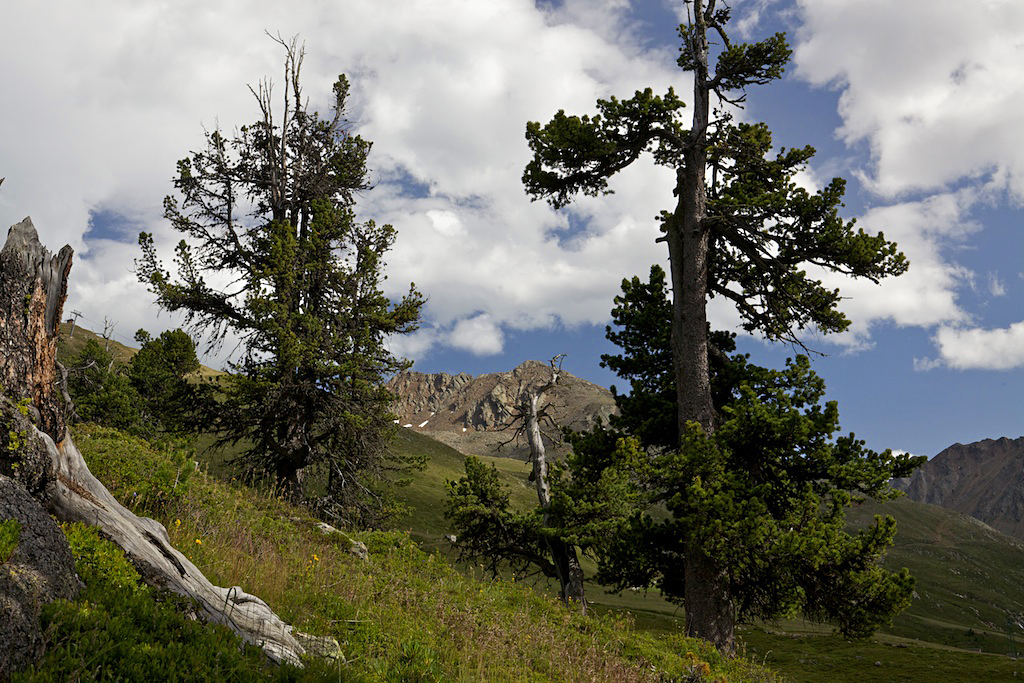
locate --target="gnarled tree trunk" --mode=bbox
[521,356,586,613]
[0,217,72,440]
[0,218,322,666]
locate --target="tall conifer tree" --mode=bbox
[590,267,922,648]
[524,2,908,648]
[137,38,423,527]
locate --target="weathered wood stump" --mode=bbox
[0,217,72,441]
[0,218,318,666]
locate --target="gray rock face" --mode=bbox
[896,436,1024,540]
[0,396,55,498]
[0,475,82,677]
[387,360,617,458]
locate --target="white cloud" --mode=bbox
[449,314,505,356]
[807,191,977,349]
[731,0,790,38]
[383,327,442,364]
[794,0,1024,199]
[931,323,1024,370]
[788,1,1024,371]
[0,0,689,364]
[6,0,1018,371]
[988,273,1007,298]
[912,356,943,372]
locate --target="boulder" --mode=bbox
[0,475,82,677]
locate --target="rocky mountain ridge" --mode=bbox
[895,435,1024,541]
[386,360,617,459]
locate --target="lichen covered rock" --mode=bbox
[1,395,54,497]
[0,475,82,677]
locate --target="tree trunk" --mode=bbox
[525,391,551,507]
[670,0,715,439]
[684,541,735,652]
[665,0,735,652]
[549,536,586,610]
[522,360,587,613]
[0,218,325,666]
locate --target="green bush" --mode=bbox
[13,522,325,682]
[67,339,145,433]
[73,425,195,515]
[0,518,20,563]
[61,522,144,595]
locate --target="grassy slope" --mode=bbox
[60,424,778,683]
[388,429,1024,682]
[53,326,1024,679]
[852,496,1024,653]
[57,324,138,366]
[56,323,222,378]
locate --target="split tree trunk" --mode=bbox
[521,358,586,612]
[0,217,320,666]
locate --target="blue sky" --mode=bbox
[3,0,1024,459]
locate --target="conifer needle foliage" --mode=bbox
[586,266,924,642]
[137,37,424,527]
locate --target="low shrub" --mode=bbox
[13,522,327,682]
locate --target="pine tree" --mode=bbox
[444,427,643,611]
[66,339,142,433]
[128,328,200,432]
[584,266,923,649]
[523,2,907,649]
[137,38,423,527]
[445,358,643,611]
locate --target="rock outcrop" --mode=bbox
[387,360,616,458]
[0,475,82,677]
[895,436,1024,541]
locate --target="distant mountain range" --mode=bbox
[896,436,1024,541]
[386,360,617,460]
[390,361,1024,549]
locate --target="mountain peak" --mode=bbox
[386,362,616,459]
[897,435,1024,540]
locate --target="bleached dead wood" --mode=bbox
[0,218,324,666]
[46,423,310,664]
[503,354,587,612]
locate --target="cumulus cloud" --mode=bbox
[787,0,1024,370]
[805,191,977,350]
[5,0,1017,372]
[0,0,689,365]
[794,0,1024,199]
[449,314,505,356]
[929,323,1024,370]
